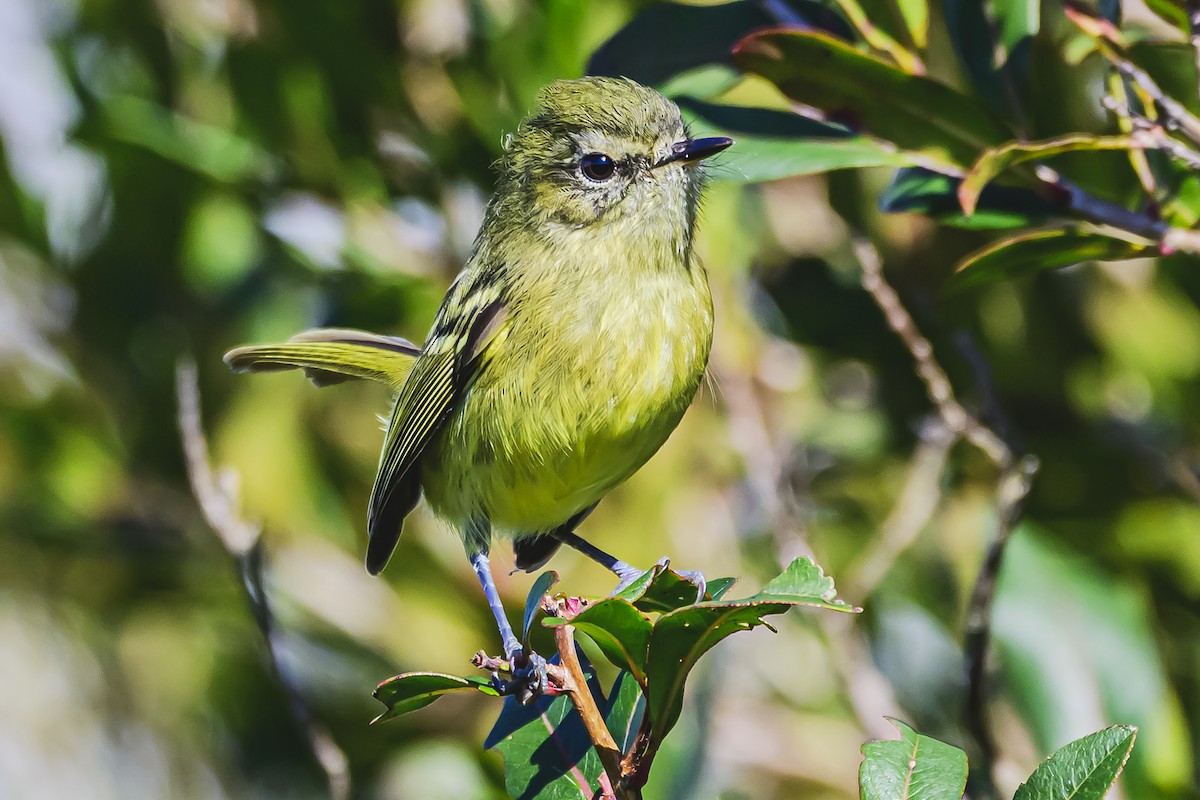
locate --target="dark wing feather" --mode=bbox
[365,296,507,574]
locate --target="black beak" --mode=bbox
[654,136,734,168]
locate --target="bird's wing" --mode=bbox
[365,296,507,574]
[224,328,420,388]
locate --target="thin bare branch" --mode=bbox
[175,360,350,800]
[855,239,1011,467]
[854,243,1040,800]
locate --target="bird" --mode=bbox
[225,76,730,687]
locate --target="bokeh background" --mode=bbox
[4,0,1200,797]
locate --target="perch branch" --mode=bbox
[552,620,630,800]
[175,360,350,800]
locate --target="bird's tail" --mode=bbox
[224,328,421,388]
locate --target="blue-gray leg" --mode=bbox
[551,529,707,602]
[468,545,548,701]
[469,551,521,657]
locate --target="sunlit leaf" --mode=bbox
[644,557,857,743]
[372,672,500,723]
[679,99,914,183]
[959,135,1138,216]
[859,718,968,800]
[1013,725,1137,800]
[950,225,1154,290]
[544,598,653,682]
[733,29,1013,168]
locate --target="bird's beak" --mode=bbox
[653,136,734,168]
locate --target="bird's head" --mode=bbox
[493,77,732,232]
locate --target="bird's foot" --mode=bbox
[474,648,549,705]
[611,556,708,604]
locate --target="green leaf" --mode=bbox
[486,650,608,800]
[859,718,969,800]
[545,598,653,683]
[733,30,1013,168]
[994,529,1192,795]
[1014,725,1137,800]
[605,671,646,754]
[950,224,1154,291]
[944,0,1012,113]
[524,570,559,643]
[102,95,273,183]
[882,166,1054,229]
[1143,0,1185,31]
[371,672,500,723]
[644,557,857,742]
[678,97,913,181]
[959,135,1138,215]
[609,560,733,612]
[707,577,737,601]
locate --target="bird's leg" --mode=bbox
[551,529,707,602]
[468,550,548,699]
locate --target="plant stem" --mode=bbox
[554,624,632,800]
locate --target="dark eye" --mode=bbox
[580,152,616,182]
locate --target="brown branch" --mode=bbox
[856,240,1011,467]
[552,622,631,800]
[175,360,351,800]
[855,242,1039,799]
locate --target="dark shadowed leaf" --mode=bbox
[371,672,500,723]
[486,650,608,800]
[733,30,1013,168]
[524,571,559,643]
[944,0,1010,113]
[587,1,853,88]
[605,671,646,754]
[644,557,857,742]
[881,166,1054,229]
[959,134,1138,215]
[1015,726,1136,800]
[950,225,1154,290]
[859,718,968,800]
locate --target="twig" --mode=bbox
[176,360,351,800]
[963,455,1038,800]
[1101,41,1200,145]
[856,240,1011,467]
[551,621,630,800]
[855,241,1039,799]
[1103,94,1200,170]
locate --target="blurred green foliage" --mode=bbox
[4,0,1200,798]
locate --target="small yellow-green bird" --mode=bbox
[226,77,730,682]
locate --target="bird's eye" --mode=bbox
[580,152,616,182]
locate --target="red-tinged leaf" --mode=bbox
[959,134,1141,215]
[950,225,1154,291]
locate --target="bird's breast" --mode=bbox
[424,259,713,532]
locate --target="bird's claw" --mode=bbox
[487,649,549,704]
[611,556,708,604]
